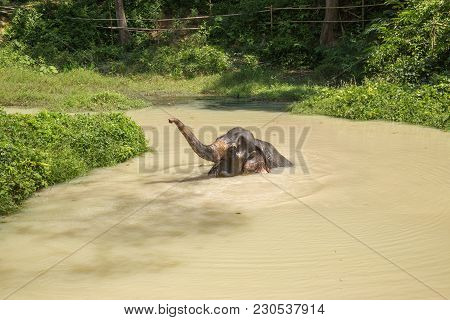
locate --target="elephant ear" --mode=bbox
[235,135,252,156]
[255,145,270,173]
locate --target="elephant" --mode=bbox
[168,118,293,177]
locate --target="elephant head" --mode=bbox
[213,135,269,177]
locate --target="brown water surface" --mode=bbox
[1,99,449,299]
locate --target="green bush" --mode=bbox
[138,44,231,78]
[0,45,35,68]
[0,44,59,73]
[289,79,450,130]
[0,111,148,215]
[5,2,106,68]
[313,36,369,83]
[62,91,147,111]
[367,0,450,83]
[208,0,320,69]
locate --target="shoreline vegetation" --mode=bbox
[0,110,148,215]
[1,66,448,130]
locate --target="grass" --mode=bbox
[202,69,323,101]
[289,79,450,130]
[0,67,215,111]
[0,110,148,215]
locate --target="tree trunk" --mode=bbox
[320,0,339,46]
[115,0,130,44]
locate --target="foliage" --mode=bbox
[0,111,148,215]
[289,78,450,130]
[5,2,106,68]
[3,1,232,76]
[2,0,389,73]
[8,0,440,80]
[367,0,450,83]
[240,54,260,71]
[207,0,320,69]
[312,35,369,83]
[142,44,230,78]
[0,45,35,68]
[0,44,59,73]
[62,91,146,111]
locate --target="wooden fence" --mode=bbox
[0,3,388,33]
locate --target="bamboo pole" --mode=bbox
[339,10,345,35]
[271,3,386,10]
[109,1,113,45]
[270,19,373,23]
[270,5,273,32]
[362,0,365,28]
[98,26,201,32]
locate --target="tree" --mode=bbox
[320,0,339,46]
[115,0,130,44]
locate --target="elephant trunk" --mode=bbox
[169,118,217,162]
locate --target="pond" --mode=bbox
[1,98,449,299]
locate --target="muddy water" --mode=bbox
[1,99,449,299]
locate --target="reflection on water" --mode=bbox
[1,99,449,299]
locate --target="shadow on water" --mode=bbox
[5,175,250,278]
[149,96,289,112]
[66,195,249,277]
[197,99,288,112]
[144,174,214,185]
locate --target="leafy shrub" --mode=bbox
[0,111,148,215]
[0,45,35,68]
[289,79,450,130]
[233,54,260,72]
[208,0,320,69]
[5,2,106,67]
[313,36,369,83]
[0,45,59,73]
[62,91,146,111]
[367,0,450,83]
[139,44,231,78]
